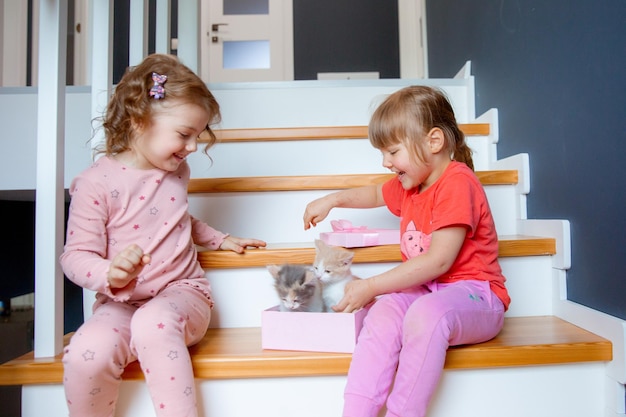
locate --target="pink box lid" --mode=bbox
[319,219,400,248]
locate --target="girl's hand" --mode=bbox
[107,244,151,289]
[332,278,377,313]
[303,196,334,230]
[303,186,382,230]
[219,236,267,254]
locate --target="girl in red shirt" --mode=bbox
[303,86,509,417]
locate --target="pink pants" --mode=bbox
[343,280,505,417]
[62,283,212,417]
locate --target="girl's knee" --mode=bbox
[130,290,211,348]
[129,303,188,349]
[63,332,129,378]
[405,295,448,323]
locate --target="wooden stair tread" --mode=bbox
[207,124,490,143]
[0,316,611,385]
[197,235,556,269]
[188,171,518,194]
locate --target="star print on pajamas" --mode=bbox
[82,350,95,361]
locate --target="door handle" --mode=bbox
[211,23,228,32]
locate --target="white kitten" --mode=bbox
[313,239,359,312]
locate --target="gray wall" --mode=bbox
[293,0,399,79]
[427,1,626,320]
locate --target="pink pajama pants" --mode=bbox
[343,280,505,417]
[62,283,212,417]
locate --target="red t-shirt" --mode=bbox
[382,161,510,310]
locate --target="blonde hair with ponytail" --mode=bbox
[369,85,474,171]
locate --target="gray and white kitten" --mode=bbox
[267,263,325,312]
[313,239,359,312]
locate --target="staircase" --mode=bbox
[0,67,621,417]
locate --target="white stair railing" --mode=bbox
[33,0,67,358]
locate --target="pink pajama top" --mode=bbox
[60,156,227,310]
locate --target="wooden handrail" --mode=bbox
[203,124,491,143]
[188,171,518,194]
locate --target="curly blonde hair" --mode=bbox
[96,53,221,157]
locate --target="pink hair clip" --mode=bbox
[149,72,167,99]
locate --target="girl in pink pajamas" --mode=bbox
[60,53,266,417]
[303,86,510,417]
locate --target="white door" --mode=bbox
[200,0,294,83]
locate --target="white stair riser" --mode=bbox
[211,82,475,128]
[188,139,386,178]
[187,135,494,180]
[485,185,524,235]
[205,256,553,329]
[21,362,605,417]
[188,191,399,243]
[500,256,554,317]
[188,184,520,244]
[466,135,492,171]
[206,263,397,329]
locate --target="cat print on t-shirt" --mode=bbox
[401,220,432,259]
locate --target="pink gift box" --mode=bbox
[319,219,400,248]
[261,306,369,353]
